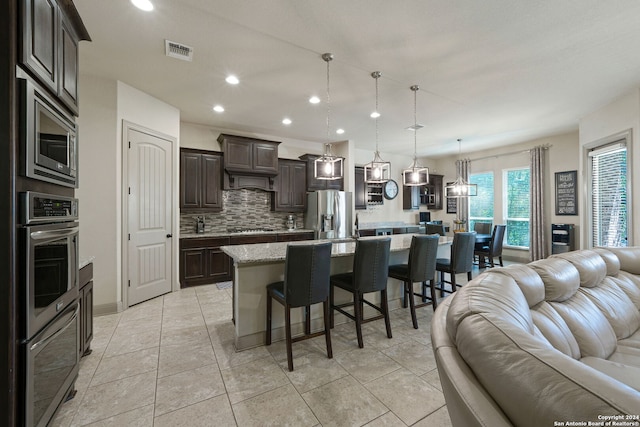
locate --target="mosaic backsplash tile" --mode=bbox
[180,189,304,234]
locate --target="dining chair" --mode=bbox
[265,242,333,371]
[435,232,476,295]
[388,235,439,328]
[474,224,506,268]
[473,222,492,235]
[330,238,391,348]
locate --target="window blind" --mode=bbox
[590,140,627,247]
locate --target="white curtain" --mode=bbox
[530,146,547,261]
[456,159,470,226]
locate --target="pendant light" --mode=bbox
[445,139,477,197]
[402,85,429,186]
[314,53,344,180]
[364,71,390,183]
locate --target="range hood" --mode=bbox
[217,134,281,191]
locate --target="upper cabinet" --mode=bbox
[298,154,344,192]
[20,0,91,115]
[271,159,306,212]
[421,174,443,210]
[180,148,223,212]
[403,185,420,210]
[218,134,280,190]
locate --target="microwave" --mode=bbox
[20,78,78,188]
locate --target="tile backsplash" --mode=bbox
[180,189,304,234]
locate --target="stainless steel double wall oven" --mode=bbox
[19,192,80,427]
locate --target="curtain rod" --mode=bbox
[468,144,551,163]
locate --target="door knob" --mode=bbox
[166,234,173,238]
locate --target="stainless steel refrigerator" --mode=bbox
[305,190,353,239]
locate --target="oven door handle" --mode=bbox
[30,227,79,241]
[30,304,79,352]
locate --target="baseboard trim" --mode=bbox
[93,301,123,316]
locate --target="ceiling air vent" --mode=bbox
[406,124,425,131]
[165,40,193,62]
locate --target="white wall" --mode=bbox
[579,89,639,248]
[77,75,118,311]
[431,132,580,262]
[77,78,180,313]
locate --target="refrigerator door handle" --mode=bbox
[334,193,340,237]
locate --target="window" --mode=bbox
[469,172,494,232]
[589,141,628,247]
[503,168,530,248]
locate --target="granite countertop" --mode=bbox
[221,234,453,264]
[180,228,315,239]
[79,256,95,269]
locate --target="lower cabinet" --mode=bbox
[79,262,93,357]
[276,232,315,242]
[180,237,232,287]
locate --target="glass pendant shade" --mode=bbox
[403,85,429,186]
[364,151,390,183]
[315,144,343,180]
[445,179,477,197]
[314,52,344,180]
[402,158,429,186]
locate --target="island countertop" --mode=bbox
[221,234,453,264]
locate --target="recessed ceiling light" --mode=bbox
[213,105,225,113]
[131,0,153,11]
[225,75,239,85]
[282,118,292,125]
[309,96,320,104]
[336,128,345,135]
[370,111,380,119]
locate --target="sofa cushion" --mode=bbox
[550,292,618,359]
[530,302,581,359]
[529,258,580,302]
[593,248,621,276]
[614,273,640,308]
[553,250,607,288]
[492,264,545,308]
[608,247,640,275]
[581,357,640,392]
[580,278,640,340]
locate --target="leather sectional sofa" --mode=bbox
[431,247,640,426]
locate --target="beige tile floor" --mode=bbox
[49,267,494,427]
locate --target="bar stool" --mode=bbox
[330,238,391,348]
[266,242,333,371]
[435,232,476,295]
[388,235,439,328]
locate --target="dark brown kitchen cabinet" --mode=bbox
[277,232,315,242]
[180,237,232,287]
[272,159,306,212]
[299,154,344,191]
[421,174,443,210]
[355,167,366,210]
[229,234,278,245]
[79,262,93,357]
[218,134,280,175]
[403,185,420,210]
[20,0,89,114]
[180,148,222,212]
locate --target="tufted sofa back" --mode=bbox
[434,247,640,427]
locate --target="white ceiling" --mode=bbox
[75,0,640,158]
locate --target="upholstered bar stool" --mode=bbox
[435,232,476,295]
[330,238,391,348]
[388,234,439,329]
[265,242,332,371]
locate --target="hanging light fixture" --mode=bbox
[314,53,344,180]
[445,139,478,197]
[364,71,390,183]
[402,85,429,186]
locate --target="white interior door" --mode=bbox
[127,127,173,306]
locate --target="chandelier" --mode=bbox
[445,139,477,197]
[364,71,390,183]
[402,85,429,186]
[314,53,344,180]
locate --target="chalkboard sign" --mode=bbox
[446,182,457,214]
[555,170,578,215]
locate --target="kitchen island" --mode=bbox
[222,234,453,350]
